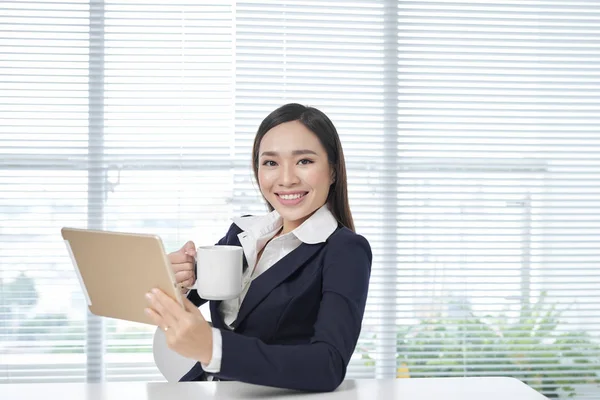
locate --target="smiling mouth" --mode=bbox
[276,192,308,200]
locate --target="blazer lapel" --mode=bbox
[232,242,325,329]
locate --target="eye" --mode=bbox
[298,159,313,165]
[262,160,277,167]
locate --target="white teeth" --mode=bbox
[280,193,304,200]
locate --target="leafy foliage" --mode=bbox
[364,292,600,398]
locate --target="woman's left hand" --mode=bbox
[144,288,213,365]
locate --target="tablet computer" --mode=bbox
[61,227,183,325]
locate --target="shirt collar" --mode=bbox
[231,211,282,239]
[292,205,338,244]
[231,204,338,244]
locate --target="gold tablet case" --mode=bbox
[61,227,183,325]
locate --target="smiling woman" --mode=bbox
[257,122,332,227]
[147,103,372,392]
[253,105,354,234]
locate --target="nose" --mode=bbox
[278,162,300,187]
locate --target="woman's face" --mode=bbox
[257,120,334,233]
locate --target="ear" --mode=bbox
[329,168,336,185]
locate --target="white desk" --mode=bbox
[0,377,547,400]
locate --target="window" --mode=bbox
[1,1,599,397]
[1,0,234,383]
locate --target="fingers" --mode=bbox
[169,252,195,265]
[146,289,181,329]
[182,296,202,316]
[144,306,167,330]
[179,277,195,289]
[174,269,194,282]
[174,269,195,289]
[171,262,194,275]
[182,241,196,257]
[154,288,186,318]
[168,241,196,266]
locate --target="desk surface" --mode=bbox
[0,377,547,400]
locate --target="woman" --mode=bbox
[144,103,372,392]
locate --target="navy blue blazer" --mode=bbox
[181,221,372,392]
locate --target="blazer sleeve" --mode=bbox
[187,223,239,308]
[215,233,372,392]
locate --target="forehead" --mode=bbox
[259,121,324,153]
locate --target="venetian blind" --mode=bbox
[232,0,392,379]
[1,0,234,383]
[391,1,600,399]
[1,1,599,398]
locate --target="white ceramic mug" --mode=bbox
[192,245,243,300]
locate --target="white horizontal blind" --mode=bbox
[2,1,600,397]
[394,1,600,399]
[1,0,91,383]
[233,0,392,379]
[1,0,234,383]
[100,0,233,382]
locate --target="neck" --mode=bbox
[282,209,319,234]
[281,221,297,235]
[273,226,284,238]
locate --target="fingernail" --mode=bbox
[145,293,153,301]
[151,288,160,295]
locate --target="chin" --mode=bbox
[276,207,311,222]
[270,203,313,223]
[266,192,323,224]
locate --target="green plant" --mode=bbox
[17,313,70,341]
[363,292,600,398]
[106,322,154,353]
[0,273,38,331]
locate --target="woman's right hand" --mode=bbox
[168,241,196,293]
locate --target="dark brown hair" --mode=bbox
[251,103,355,232]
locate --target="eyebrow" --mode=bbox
[260,149,318,157]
